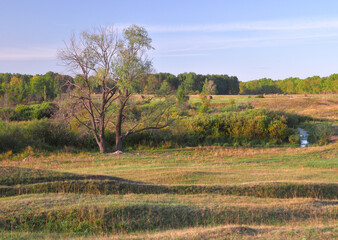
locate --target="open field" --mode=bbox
[0,94,337,239]
[189,94,338,121]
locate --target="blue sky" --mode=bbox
[1,0,338,81]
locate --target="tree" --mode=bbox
[202,78,217,95]
[58,25,174,153]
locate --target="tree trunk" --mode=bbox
[98,140,106,153]
[116,101,124,152]
[116,135,123,151]
[115,123,123,151]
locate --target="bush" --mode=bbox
[10,102,59,121]
[182,109,296,146]
[15,105,34,121]
[0,121,27,152]
[300,122,333,145]
[32,102,59,119]
[0,108,318,154]
[0,107,16,121]
[0,120,76,153]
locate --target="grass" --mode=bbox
[189,94,338,120]
[0,143,337,238]
[0,94,337,239]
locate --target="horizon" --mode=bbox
[1,0,338,82]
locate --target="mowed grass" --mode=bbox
[0,142,337,238]
[0,94,337,239]
[2,144,336,185]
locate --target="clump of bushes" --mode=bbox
[0,106,331,155]
[0,102,58,121]
[0,119,75,153]
[181,109,299,146]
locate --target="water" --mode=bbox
[298,128,310,147]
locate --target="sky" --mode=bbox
[1,0,338,82]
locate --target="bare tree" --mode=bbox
[58,25,174,153]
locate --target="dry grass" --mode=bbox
[251,95,338,121]
[1,142,336,185]
[189,94,338,120]
[93,225,337,240]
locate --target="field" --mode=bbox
[0,94,337,239]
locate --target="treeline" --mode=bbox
[0,72,72,106]
[1,71,337,107]
[143,72,240,95]
[0,72,239,106]
[240,74,338,94]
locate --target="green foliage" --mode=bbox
[1,106,325,154]
[0,72,72,106]
[240,74,338,94]
[32,102,59,119]
[198,93,211,113]
[202,78,217,95]
[176,85,187,104]
[0,107,16,121]
[300,122,334,145]
[0,120,75,153]
[183,109,298,146]
[10,102,59,121]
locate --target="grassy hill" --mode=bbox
[0,94,337,239]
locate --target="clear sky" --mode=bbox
[1,0,338,81]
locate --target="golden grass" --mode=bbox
[189,94,338,120]
[1,142,336,185]
[94,225,337,240]
[0,143,338,185]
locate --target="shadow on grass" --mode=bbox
[1,166,337,199]
[1,202,336,234]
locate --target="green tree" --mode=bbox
[202,78,217,95]
[59,25,174,153]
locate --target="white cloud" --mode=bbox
[145,18,338,33]
[152,31,338,56]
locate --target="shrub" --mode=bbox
[15,105,34,121]
[11,102,59,121]
[183,109,296,146]
[0,120,76,153]
[0,107,16,121]
[300,122,333,145]
[32,102,59,119]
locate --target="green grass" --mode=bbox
[0,142,337,238]
[0,193,336,234]
[0,92,337,240]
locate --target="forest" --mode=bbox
[1,71,337,107]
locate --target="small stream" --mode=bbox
[298,128,310,147]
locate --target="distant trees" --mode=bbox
[1,70,336,108]
[240,75,338,94]
[141,72,240,95]
[0,72,72,106]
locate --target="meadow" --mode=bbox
[0,94,337,239]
